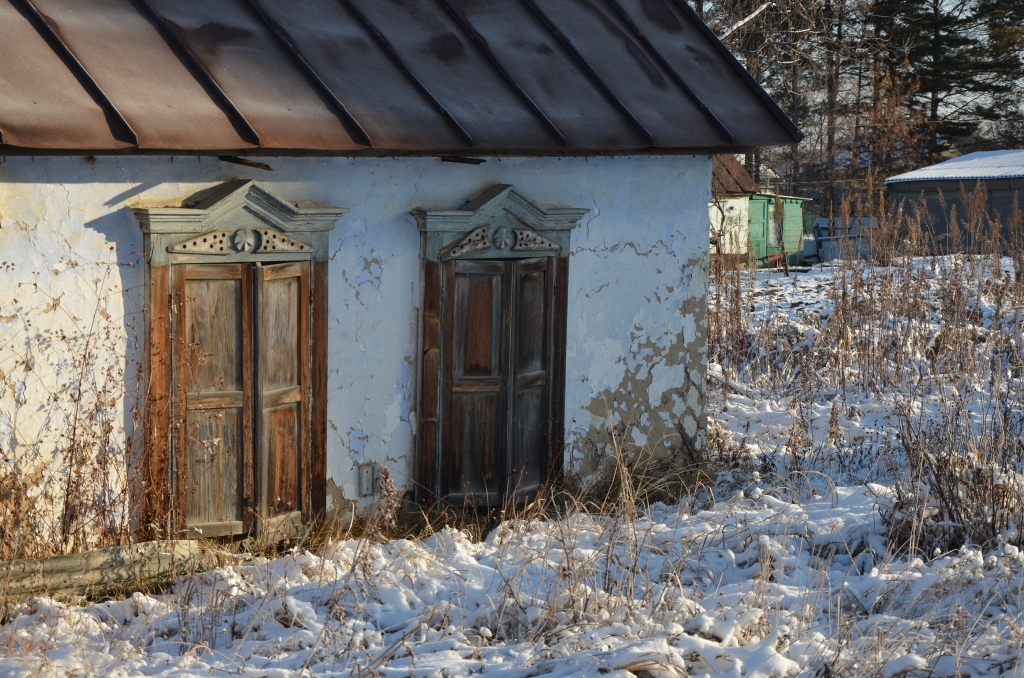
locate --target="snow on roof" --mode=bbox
[885,149,1024,184]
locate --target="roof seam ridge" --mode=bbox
[337,0,473,147]
[521,0,654,147]
[133,0,261,147]
[14,0,138,146]
[435,0,567,148]
[245,0,372,148]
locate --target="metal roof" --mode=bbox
[712,154,759,195]
[885,150,1024,185]
[0,0,802,156]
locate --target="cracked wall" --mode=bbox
[0,154,711,518]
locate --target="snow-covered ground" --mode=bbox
[3,260,1024,678]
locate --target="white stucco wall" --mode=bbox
[0,154,709,523]
[709,196,749,255]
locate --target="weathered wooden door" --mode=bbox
[172,261,309,537]
[254,262,309,535]
[439,257,559,505]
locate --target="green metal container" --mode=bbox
[747,194,808,267]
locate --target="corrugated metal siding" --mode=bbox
[0,0,802,154]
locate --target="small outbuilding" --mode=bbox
[0,0,800,542]
[709,155,759,266]
[885,149,1024,251]
[709,155,810,268]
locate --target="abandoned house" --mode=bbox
[0,0,800,540]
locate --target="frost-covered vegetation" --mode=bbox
[3,198,1024,677]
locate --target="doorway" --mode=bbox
[173,261,309,537]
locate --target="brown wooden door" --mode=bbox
[255,262,309,535]
[440,257,557,505]
[510,258,551,498]
[174,263,252,537]
[172,261,309,537]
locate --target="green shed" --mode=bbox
[747,194,810,267]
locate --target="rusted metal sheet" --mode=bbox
[713,154,759,196]
[143,0,364,150]
[616,0,799,147]
[458,0,653,150]
[28,0,253,150]
[346,0,555,151]
[0,0,127,149]
[534,0,724,149]
[258,0,470,151]
[0,0,802,154]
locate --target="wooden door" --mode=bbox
[255,262,310,535]
[174,264,252,537]
[438,257,559,506]
[442,260,507,503]
[510,258,551,497]
[172,261,309,537]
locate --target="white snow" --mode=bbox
[2,259,1023,677]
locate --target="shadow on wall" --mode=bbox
[0,204,146,559]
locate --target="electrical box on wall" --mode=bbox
[358,463,380,497]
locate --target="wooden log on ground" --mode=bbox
[0,541,222,602]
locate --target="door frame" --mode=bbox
[413,185,588,506]
[134,181,345,540]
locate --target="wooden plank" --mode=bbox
[186,391,244,409]
[439,261,457,499]
[171,264,188,538]
[452,378,502,393]
[183,408,241,525]
[310,260,328,516]
[0,541,221,602]
[184,277,244,393]
[255,263,307,528]
[142,264,171,540]
[548,256,570,486]
[262,261,306,280]
[240,263,255,535]
[298,262,311,521]
[416,261,442,504]
[262,386,302,408]
[184,263,244,279]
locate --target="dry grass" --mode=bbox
[708,183,1024,557]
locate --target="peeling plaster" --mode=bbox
[1,154,712,516]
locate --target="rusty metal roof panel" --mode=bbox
[713,154,759,196]
[534,0,726,148]
[613,0,800,146]
[0,0,801,154]
[345,0,558,150]
[0,0,126,149]
[455,0,653,150]
[29,0,252,150]
[257,0,470,151]
[142,0,363,150]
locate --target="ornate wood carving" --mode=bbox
[135,181,344,538]
[513,229,558,251]
[168,230,232,254]
[414,184,589,262]
[443,226,490,259]
[256,229,313,253]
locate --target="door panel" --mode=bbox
[511,259,550,495]
[444,260,505,500]
[438,257,559,505]
[177,264,250,536]
[255,262,309,528]
[184,409,241,526]
[263,403,299,515]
